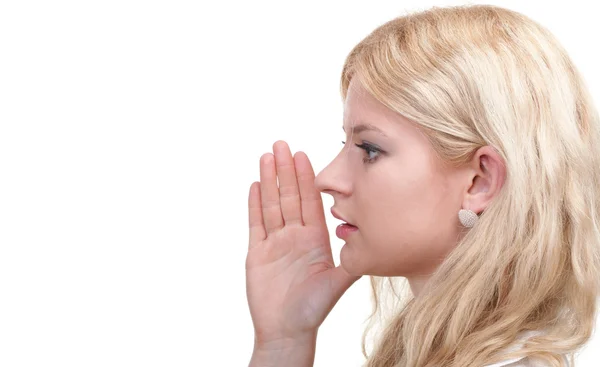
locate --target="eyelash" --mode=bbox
[341,140,382,164]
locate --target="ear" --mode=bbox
[462,146,506,214]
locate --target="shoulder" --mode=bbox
[485,354,570,367]
[483,330,570,367]
[498,357,543,366]
[497,355,569,366]
[484,356,531,367]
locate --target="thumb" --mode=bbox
[328,264,362,300]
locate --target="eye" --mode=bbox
[341,140,383,164]
[356,142,382,164]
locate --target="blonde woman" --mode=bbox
[245,5,600,367]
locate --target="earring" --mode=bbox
[458,209,478,228]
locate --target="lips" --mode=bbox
[330,208,357,227]
[331,208,358,240]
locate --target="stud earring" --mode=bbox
[458,209,478,228]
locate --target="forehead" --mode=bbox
[342,79,433,146]
[344,78,378,113]
[343,78,405,131]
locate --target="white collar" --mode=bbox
[484,356,527,367]
[483,330,543,367]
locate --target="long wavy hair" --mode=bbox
[339,5,600,367]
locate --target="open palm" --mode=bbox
[246,140,360,345]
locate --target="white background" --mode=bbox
[1,1,598,366]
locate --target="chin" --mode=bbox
[339,245,365,277]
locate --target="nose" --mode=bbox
[314,152,352,197]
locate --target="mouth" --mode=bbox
[330,208,356,227]
[335,223,358,239]
[331,208,359,239]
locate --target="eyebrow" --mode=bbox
[342,123,388,137]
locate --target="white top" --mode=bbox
[486,356,569,367]
[485,356,537,367]
[483,330,569,367]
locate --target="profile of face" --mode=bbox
[314,78,505,284]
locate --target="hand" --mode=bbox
[246,140,361,346]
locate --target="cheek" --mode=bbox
[356,170,426,247]
[355,166,460,273]
[363,165,429,228]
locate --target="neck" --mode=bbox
[407,274,432,297]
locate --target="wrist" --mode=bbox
[253,331,318,351]
[250,332,317,367]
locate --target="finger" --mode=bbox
[260,153,284,233]
[329,265,362,300]
[248,181,266,248]
[294,151,326,227]
[273,141,302,226]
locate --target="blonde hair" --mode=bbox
[340,5,600,367]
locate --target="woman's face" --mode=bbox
[314,79,467,279]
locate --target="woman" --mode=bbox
[246,5,600,366]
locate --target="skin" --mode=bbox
[246,78,505,365]
[315,78,506,295]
